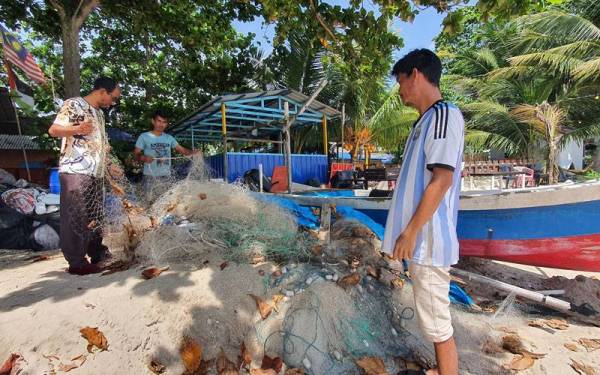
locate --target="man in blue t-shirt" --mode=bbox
[134,109,198,201]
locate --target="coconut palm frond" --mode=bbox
[516,10,600,44]
[561,121,600,145]
[573,57,600,82]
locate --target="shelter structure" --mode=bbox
[168,88,341,191]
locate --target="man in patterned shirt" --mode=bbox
[49,77,121,275]
[383,50,464,375]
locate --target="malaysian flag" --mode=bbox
[0,24,46,85]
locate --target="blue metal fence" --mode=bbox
[206,152,328,184]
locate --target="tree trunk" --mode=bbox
[61,19,81,98]
[593,142,600,172]
[547,140,558,184]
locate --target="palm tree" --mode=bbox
[446,2,600,183]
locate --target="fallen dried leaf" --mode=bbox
[87,220,97,230]
[180,336,202,372]
[390,278,405,289]
[260,354,283,373]
[166,203,177,212]
[220,261,229,271]
[57,362,79,372]
[239,342,252,368]
[250,369,277,375]
[100,259,132,276]
[310,244,324,256]
[248,294,273,320]
[216,348,238,375]
[43,354,60,362]
[528,319,546,328]
[356,356,388,375]
[578,338,600,352]
[141,266,170,280]
[198,193,207,200]
[570,358,598,375]
[271,270,282,278]
[497,326,518,335]
[501,335,545,359]
[337,273,361,289]
[284,369,304,375]
[148,359,166,374]
[366,265,380,279]
[545,318,569,330]
[251,256,266,264]
[258,269,265,277]
[30,255,51,263]
[80,327,108,353]
[505,354,535,371]
[272,294,284,305]
[564,343,580,352]
[482,339,504,354]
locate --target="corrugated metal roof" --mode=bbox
[168,88,341,143]
[0,134,41,150]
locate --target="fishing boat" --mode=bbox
[281,180,600,272]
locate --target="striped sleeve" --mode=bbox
[424,102,464,172]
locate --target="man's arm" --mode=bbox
[134,147,153,163]
[392,167,453,260]
[48,122,93,137]
[175,144,200,156]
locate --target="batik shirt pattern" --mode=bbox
[54,97,107,178]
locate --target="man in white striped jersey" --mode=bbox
[383,49,464,375]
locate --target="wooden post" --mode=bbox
[322,115,328,155]
[190,126,195,151]
[221,103,228,183]
[318,204,333,243]
[284,101,293,194]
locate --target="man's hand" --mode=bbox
[393,229,417,261]
[142,155,154,163]
[75,121,94,136]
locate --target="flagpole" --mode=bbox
[3,63,31,181]
[11,94,31,182]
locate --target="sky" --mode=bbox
[232,1,447,60]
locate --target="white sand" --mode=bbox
[0,250,599,374]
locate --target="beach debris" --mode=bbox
[101,259,133,276]
[285,369,305,375]
[501,335,546,359]
[272,294,285,312]
[250,370,277,375]
[29,255,51,262]
[0,353,25,375]
[220,261,229,271]
[260,355,283,373]
[272,270,282,278]
[391,278,405,290]
[578,338,600,352]
[148,359,166,374]
[248,294,273,319]
[180,336,202,373]
[238,342,252,369]
[216,348,237,374]
[251,256,266,264]
[302,357,311,369]
[58,355,86,373]
[356,356,388,375]
[482,339,504,354]
[570,358,597,375]
[80,327,108,353]
[564,343,580,352]
[337,273,361,289]
[258,269,265,276]
[529,318,569,330]
[141,266,169,279]
[366,265,380,279]
[504,354,535,371]
[496,326,518,335]
[198,193,207,200]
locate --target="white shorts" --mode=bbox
[409,262,454,343]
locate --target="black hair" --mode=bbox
[92,76,119,93]
[152,109,169,120]
[391,49,442,86]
